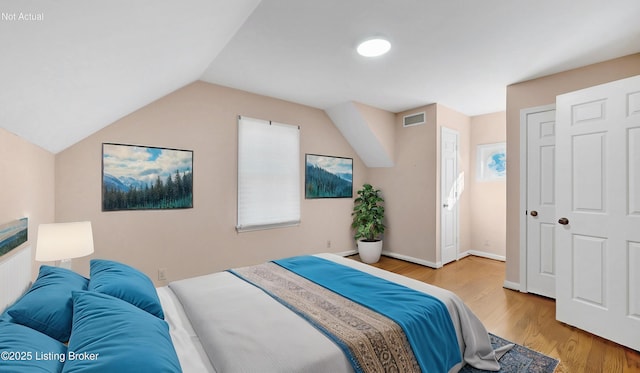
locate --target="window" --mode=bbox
[237,116,300,232]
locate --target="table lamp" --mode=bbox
[35,221,94,270]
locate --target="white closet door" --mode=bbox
[526,108,557,299]
[556,74,640,351]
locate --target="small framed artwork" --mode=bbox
[477,142,506,181]
[102,143,193,211]
[0,218,28,257]
[305,154,353,199]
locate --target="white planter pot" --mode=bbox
[357,240,383,264]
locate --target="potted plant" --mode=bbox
[351,183,385,263]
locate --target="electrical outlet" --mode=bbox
[158,268,167,281]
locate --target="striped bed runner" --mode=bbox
[230,255,461,373]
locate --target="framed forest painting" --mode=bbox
[305,154,353,199]
[102,143,193,211]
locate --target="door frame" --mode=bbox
[518,104,556,293]
[440,126,460,266]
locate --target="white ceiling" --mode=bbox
[2,0,640,153]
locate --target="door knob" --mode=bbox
[558,217,569,225]
[443,204,449,208]
[530,210,538,217]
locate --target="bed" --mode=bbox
[159,253,505,373]
[0,251,505,373]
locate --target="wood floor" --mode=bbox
[348,254,640,373]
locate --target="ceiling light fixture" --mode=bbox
[356,38,391,57]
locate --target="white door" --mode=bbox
[441,127,460,266]
[556,74,640,351]
[525,108,557,298]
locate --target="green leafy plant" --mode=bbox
[351,184,385,242]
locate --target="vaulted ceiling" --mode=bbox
[2,0,640,153]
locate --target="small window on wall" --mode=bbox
[236,116,300,232]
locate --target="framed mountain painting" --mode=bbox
[102,143,193,211]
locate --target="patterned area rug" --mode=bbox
[460,334,559,373]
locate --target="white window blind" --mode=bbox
[237,116,300,232]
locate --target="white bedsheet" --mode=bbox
[159,253,502,373]
[157,285,216,373]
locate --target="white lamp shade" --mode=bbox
[35,221,94,261]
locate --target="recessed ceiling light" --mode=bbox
[356,38,391,57]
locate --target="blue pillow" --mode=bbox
[0,311,13,322]
[6,265,88,342]
[88,259,164,319]
[62,291,181,373]
[0,321,67,373]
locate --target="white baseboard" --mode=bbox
[465,250,506,262]
[381,250,440,268]
[334,249,357,257]
[333,249,440,268]
[345,249,504,271]
[503,280,522,292]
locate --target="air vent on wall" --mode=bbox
[403,112,425,127]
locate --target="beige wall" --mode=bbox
[0,128,55,278]
[369,104,438,263]
[368,103,473,266]
[505,53,640,285]
[469,112,506,258]
[55,81,366,285]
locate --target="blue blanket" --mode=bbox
[274,255,462,373]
